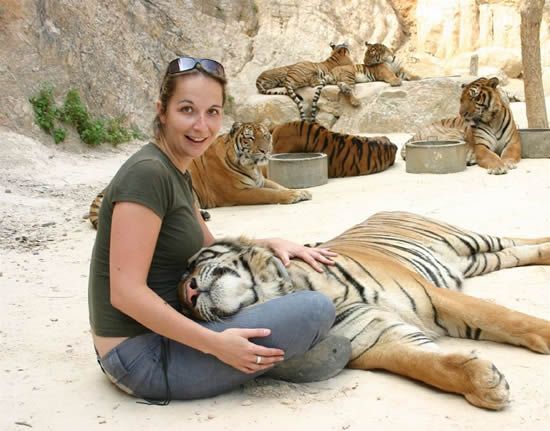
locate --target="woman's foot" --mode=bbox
[264,335,351,383]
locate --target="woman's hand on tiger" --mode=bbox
[213,328,285,373]
[260,237,337,273]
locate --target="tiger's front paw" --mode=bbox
[486,163,508,175]
[502,159,518,170]
[349,96,361,107]
[389,78,402,86]
[289,189,312,203]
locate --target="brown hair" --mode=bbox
[153,66,227,150]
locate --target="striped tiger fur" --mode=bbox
[255,42,355,121]
[88,191,104,229]
[360,42,419,86]
[270,120,397,178]
[401,77,521,175]
[179,210,550,410]
[255,65,290,95]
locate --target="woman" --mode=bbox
[88,56,351,402]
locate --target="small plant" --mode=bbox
[28,85,59,133]
[29,84,143,147]
[61,89,90,134]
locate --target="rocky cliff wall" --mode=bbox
[0,0,548,142]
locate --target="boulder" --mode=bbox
[235,78,465,135]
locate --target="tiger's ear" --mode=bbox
[230,122,242,135]
[330,42,336,49]
[488,77,499,88]
[365,41,371,47]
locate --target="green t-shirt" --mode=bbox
[88,143,204,337]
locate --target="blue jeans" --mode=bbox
[97,291,335,401]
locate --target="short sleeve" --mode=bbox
[109,159,172,218]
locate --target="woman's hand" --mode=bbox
[259,238,337,273]
[212,328,285,373]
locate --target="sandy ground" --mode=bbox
[1,117,550,431]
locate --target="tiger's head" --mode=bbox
[459,77,503,125]
[328,42,353,65]
[329,41,351,56]
[363,42,395,66]
[227,121,273,168]
[178,239,292,321]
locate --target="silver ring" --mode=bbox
[256,355,262,365]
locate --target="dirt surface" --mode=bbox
[1,124,549,431]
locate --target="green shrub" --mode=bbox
[29,85,58,134]
[52,127,67,144]
[29,84,143,147]
[61,89,90,134]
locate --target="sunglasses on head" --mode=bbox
[167,56,226,79]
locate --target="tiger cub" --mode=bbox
[319,42,420,108]
[401,77,521,175]
[255,42,355,121]
[270,120,397,178]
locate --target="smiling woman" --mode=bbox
[87,56,350,403]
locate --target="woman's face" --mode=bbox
[158,73,224,165]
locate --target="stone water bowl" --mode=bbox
[519,129,550,158]
[268,153,328,188]
[405,140,467,174]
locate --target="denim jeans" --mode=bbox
[97,291,335,401]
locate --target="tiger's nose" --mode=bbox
[187,278,199,306]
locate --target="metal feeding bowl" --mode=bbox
[405,140,467,174]
[268,152,328,188]
[519,129,550,158]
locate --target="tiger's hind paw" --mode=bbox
[464,358,510,410]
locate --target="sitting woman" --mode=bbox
[88,55,351,402]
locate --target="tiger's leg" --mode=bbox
[343,310,510,410]
[472,144,509,174]
[263,178,292,190]
[430,286,550,354]
[499,132,521,170]
[367,211,550,254]
[265,88,289,95]
[371,63,402,86]
[226,187,312,205]
[461,242,550,277]
[337,82,360,107]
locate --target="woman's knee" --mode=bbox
[287,291,336,330]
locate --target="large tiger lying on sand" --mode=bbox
[88,122,311,228]
[188,121,311,209]
[178,211,550,410]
